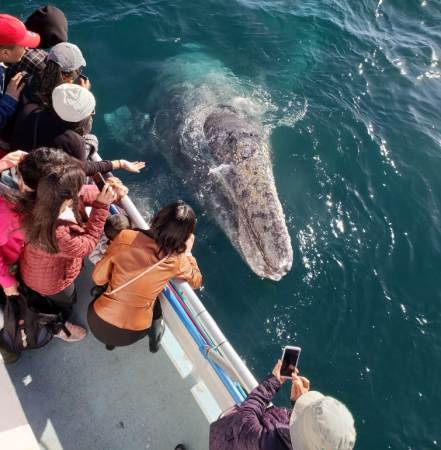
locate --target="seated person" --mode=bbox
[209,359,356,450]
[12,83,145,176]
[89,213,131,264]
[6,5,68,80]
[0,14,40,131]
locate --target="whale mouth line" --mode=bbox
[237,202,289,277]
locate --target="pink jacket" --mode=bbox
[0,196,24,288]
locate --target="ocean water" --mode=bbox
[7,1,441,448]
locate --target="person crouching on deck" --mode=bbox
[88,201,202,352]
[18,160,119,342]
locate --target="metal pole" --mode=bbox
[173,280,258,392]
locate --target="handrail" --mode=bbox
[162,284,245,404]
[90,152,258,397]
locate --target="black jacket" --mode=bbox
[11,102,112,176]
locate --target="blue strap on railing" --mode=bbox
[109,204,119,215]
[163,285,246,404]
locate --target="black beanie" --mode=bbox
[25,5,68,49]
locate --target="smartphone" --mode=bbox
[76,73,89,84]
[93,173,106,190]
[280,346,301,378]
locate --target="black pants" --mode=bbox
[48,283,77,322]
[88,298,162,347]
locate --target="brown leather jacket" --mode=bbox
[91,229,202,331]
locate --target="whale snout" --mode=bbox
[236,197,293,281]
[204,106,293,280]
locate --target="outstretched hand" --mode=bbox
[120,160,146,173]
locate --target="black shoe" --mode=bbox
[148,319,165,353]
[105,344,116,351]
[0,346,20,365]
[174,445,187,450]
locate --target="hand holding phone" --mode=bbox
[5,73,25,100]
[76,73,91,89]
[280,346,301,378]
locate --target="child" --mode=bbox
[89,214,131,264]
[0,14,40,130]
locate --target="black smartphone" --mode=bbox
[76,73,89,84]
[280,346,301,378]
[93,173,106,190]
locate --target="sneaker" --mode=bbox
[54,322,87,342]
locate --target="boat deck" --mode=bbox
[6,263,209,450]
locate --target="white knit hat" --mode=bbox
[289,391,356,450]
[52,83,96,123]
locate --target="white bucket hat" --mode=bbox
[52,83,96,123]
[289,391,356,450]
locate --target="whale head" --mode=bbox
[204,106,293,281]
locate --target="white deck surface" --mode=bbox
[6,264,209,450]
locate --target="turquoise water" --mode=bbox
[8,1,441,448]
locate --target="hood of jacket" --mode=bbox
[25,5,68,49]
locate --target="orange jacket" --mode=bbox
[91,229,202,331]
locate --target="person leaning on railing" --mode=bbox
[209,360,356,450]
[87,200,202,353]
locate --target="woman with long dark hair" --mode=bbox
[0,147,76,297]
[19,159,117,342]
[0,148,80,362]
[88,201,202,352]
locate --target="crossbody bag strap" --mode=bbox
[107,255,169,296]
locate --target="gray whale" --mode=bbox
[106,54,293,280]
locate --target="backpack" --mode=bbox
[0,292,68,352]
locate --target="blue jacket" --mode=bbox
[0,64,18,130]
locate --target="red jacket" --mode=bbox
[20,186,109,295]
[0,197,24,288]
